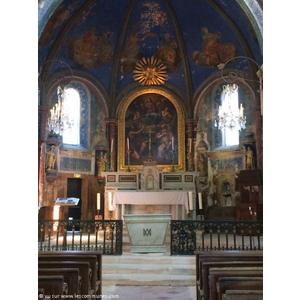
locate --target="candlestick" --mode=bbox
[188,138,192,153]
[127,138,130,151]
[97,193,101,210]
[170,149,175,172]
[110,139,114,154]
[148,129,153,161]
[126,150,131,172]
[198,193,202,209]
[108,192,113,211]
[188,191,193,210]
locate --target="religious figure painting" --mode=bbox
[66,27,114,69]
[124,93,177,166]
[192,27,237,68]
[120,30,156,73]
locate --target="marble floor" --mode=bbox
[102,286,196,300]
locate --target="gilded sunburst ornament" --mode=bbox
[133,56,168,85]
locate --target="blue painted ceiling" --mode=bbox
[38,0,262,97]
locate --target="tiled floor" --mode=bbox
[102,286,196,300]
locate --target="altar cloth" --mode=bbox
[113,191,189,213]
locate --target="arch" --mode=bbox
[194,75,258,121]
[44,75,110,150]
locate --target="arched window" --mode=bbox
[62,88,80,145]
[214,84,245,148]
[220,85,239,146]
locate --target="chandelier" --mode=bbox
[217,84,246,130]
[48,86,74,135]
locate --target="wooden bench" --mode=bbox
[38,250,102,295]
[208,267,263,300]
[38,261,92,296]
[38,268,80,295]
[222,289,263,300]
[38,253,99,296]
[218,277,263,300]
[194,250,263,300]
[202,261,263,300]
[38,275,68,299]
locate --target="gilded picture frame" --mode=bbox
[118,88,185,172]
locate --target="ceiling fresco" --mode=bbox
[38,0,263,96]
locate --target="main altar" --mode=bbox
[101,162,198,221]
[100,162,198,252]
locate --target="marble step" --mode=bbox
[102,273,196,286]
[102,263,195,275]
[102,254,195,265]
[102,254,196,286]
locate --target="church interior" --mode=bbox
[37,0,266,299]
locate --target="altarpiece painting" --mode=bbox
[118,89,185,172]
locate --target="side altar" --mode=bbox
[101,163,198,220]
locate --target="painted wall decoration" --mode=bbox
[120,1,181,74]
[118,89,185,172]
[120,30,157,74]
[66,27,114,69]
[155,33,181,73]
[192,27,237,68]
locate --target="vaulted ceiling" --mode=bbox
[38,0,263,117]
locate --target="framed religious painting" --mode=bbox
[118,88,185,172]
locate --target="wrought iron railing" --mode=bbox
[170,220,263,255]
[38,219,123,255]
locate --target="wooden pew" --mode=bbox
[38,275,68,299]
[218,277,263,300]
[195,250,263,300]
[38,250,102,295]
[208,267,263,300]
[38,268,80,295]
[38,261,92,296]
[202,261,263,300]
[38,253,99,296]
[222,289,263,300]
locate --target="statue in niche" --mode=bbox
[46,145,56,172]
[97,152,107,176]
[245,147,254,169]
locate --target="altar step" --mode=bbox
[102,254,196,286]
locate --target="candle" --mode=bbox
[171,137,174,151]
[198,193,202,209]
[188,191,193,210]
[240,104,244,116]
[111,139,114,154]
[108,192,113,211]
[127,138,130,151]
[97,193,101,210]
[189,138,192,153]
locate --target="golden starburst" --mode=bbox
[133,56,168,85]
